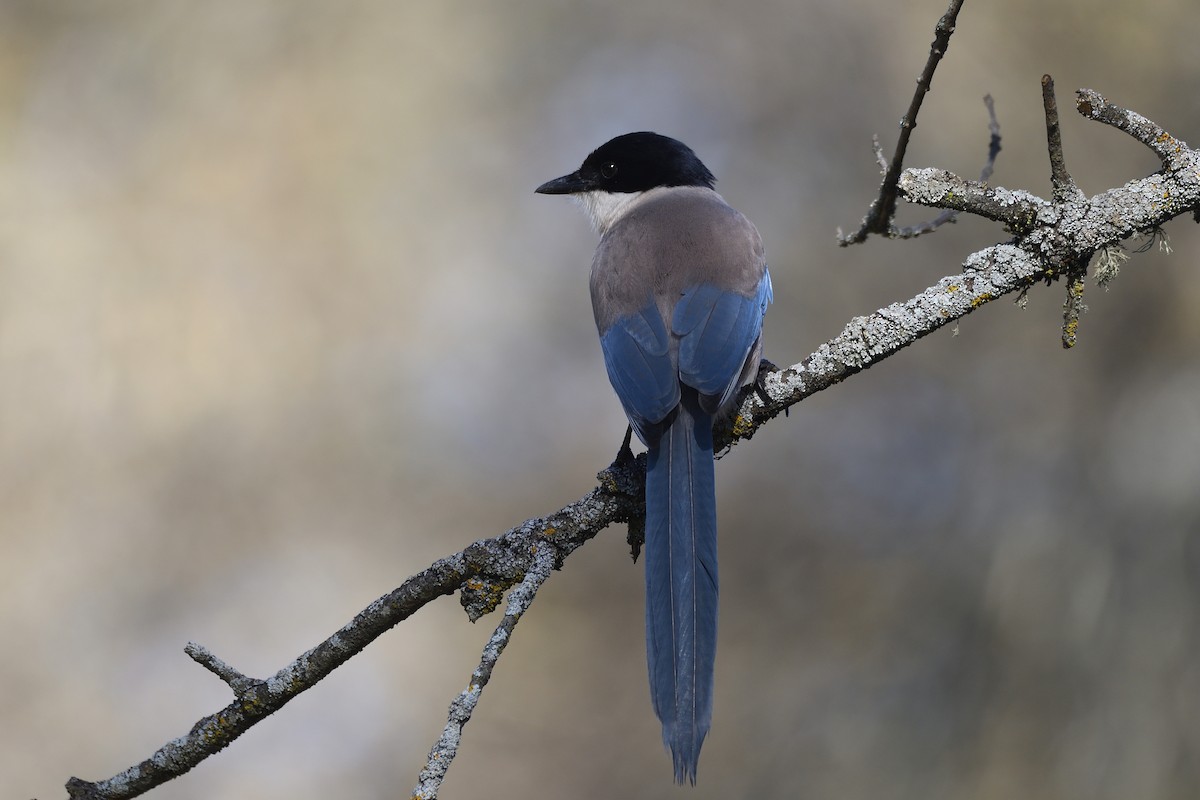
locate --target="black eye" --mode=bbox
[600,162,618,179]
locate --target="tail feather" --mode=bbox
[644,393,717,784]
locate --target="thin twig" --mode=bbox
[839,0,967,245]
[412,544,556,799]
[184,643,258,696]
[872,135,887,171]
[894,94,1003,238]
[979,94,1002,183]
[1042,75,1084,204]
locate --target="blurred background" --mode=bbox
[2,1,1199,798]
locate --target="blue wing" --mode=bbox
[673,270,773,409]
[598,303,680,445]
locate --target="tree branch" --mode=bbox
[64,85,1200,800]
[897,89,1198,283]
[838,0,967,245]
[1037,75,1089,347]
[66,461,644,800]
[1076,88,1191,162]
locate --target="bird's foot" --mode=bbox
[754,358,779,410]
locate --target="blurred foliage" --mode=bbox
[1,1,1198,798]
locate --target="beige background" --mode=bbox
[3,1,1199,798]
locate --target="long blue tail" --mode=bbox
[644,393,717,785]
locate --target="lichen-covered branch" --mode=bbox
[64,475,645,800]
[64,88,1200,800]
[722,243,1045,451]
[1076,88,1191,163]
[1037,76,1090,347]
[896,168,1049,228]
[898,89,1199,264]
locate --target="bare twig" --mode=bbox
[894,94,1003,239]
[65,88,1200,800]
[412,544,556,799]
[839,0,967,245]
[1041,75,1084,204]
[872,135,888,171]
[183,643,258,696]
[979,94,1002,184]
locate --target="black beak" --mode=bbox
[535,171,590,195]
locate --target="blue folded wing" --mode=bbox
[674,271,773,407]
[599,303,680,445]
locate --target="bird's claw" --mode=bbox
[615,425,636,465]
[753,358,777,407]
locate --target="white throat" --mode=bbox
[574,190,645,234]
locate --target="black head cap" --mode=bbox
[535,132,716,195]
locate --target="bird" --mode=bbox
[535,132,772,783]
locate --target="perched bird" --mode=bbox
[536,132,772,783]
